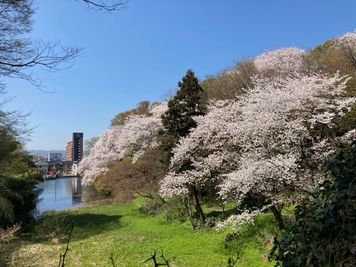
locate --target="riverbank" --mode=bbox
[43,174,77,180]
[3,199,277,266]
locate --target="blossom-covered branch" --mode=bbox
[79,103,167,186]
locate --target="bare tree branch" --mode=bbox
[144,249,170,267]
[0,0,127,89]
[0,41,80,87]
[80,0,128,11]
[109,253,116,267]
[0,1,81,87]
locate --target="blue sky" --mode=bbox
[4,0,356,150]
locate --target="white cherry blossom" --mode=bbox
[79,102,167,186]
[254,47,306,75]
[160,72,355,226]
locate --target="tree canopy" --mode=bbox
[161,69,206,139]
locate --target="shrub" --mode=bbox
[270,141,356,266]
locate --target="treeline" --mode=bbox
[79,32,356,266]
[0,90,42,229]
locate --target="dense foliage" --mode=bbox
[0,98,41,228]
[94,147,167,202]
[271,141,356,266]
[201,60,256,100]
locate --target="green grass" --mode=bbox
[7,200,278,267]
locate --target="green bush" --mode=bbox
[0,107,41,227]
[270,141,356,266]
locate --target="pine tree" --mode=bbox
[159,69,206,162]
[162,69,206,138]
[159,69,207,224]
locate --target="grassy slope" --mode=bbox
[8,201,277,267]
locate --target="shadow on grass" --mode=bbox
[22,212,122,244]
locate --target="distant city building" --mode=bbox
[32,154,47,162]
[66,141,73,162]
[65,132,84,163]
[48,152,62,161]
[73,132,84,162]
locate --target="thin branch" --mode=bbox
[159,249,170,266]
[0,42,81,88]
[144,249,170,267]
[58,223,74,267]
[81,0,128,11]
[109,253,116,267]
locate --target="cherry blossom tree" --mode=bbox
[254,47,306,75]
[79,102,167,186]
[333,31,356,67]
[159,100,240,221]
[160,71,355,228]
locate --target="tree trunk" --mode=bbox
[158,194,166,204]
[190,185,205,224]
[270,205,285,230]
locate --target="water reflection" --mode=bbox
[36,176,83,214]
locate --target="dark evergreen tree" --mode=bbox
[159,69,206,162]
[162,69,206,138]
[159,69,207,224]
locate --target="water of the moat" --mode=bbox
[36,176,83,214]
